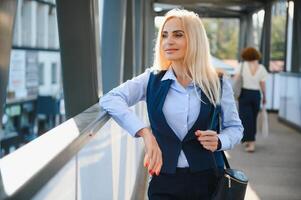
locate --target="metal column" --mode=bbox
[142,0,155,69]
[123,0,134,81]
[260,2,272,70]
[56,0,100,118]
[0,0,17,129]
[101,0,127,93]
[238,13,253,60]
[291,0,301,72]
[134,0,143,76]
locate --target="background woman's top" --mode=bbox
[236,63,268,90]
[100,67,243,168]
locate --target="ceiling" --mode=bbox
[154,0,277,17]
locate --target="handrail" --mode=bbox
[280,72,301,77]
[0,103,110,200]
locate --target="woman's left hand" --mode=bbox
[195,130,219,152]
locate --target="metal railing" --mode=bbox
[0,103,148,199]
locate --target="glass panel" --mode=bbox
[1,1,64,157]
[252,9,265,50]
[270,1,287,72]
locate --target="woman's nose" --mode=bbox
[165,36,174,44]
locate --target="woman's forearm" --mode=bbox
[260,81,266,104]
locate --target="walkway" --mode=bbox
[228,113,301,200]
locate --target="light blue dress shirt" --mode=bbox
[100,67,243,167]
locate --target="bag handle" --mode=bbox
[209,108,230,169]
[239,62,244,75]
[209,76,231,177]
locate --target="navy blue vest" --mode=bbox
[146,70,224,174]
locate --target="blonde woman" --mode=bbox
[100,9,243,200]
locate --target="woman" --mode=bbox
[100,9,243,200]
[236,47,268,152]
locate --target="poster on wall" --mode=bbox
[8,50,27,99]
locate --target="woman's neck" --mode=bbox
[171,61,192,88]
[171,61,190,81]
[248,60,259,66]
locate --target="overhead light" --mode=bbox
[154,6,163,12]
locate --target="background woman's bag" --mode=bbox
[257,105,269,138]
[261,105,269,138]
[210,77,248,200]
[233,63,244,99]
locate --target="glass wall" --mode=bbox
[269,0,287,72]
[1,0,63,157]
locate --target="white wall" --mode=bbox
[278,74,301,128]
[38,52,61,97]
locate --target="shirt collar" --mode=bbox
[161,67,177,82]
[161,67,194,87]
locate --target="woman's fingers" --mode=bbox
[148,149,156,172]
[154,149,162,175]
[195,130,219,152]
[139,128,163,175]
[148,147,162,175]
[144,153,150,168]
[201,142,218,152]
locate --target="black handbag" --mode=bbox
[211,152,248,200]
[210,76,248,200]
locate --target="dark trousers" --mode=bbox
[148,168,220,200]
[239,88,261,142]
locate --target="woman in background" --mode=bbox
[236,47,268,152]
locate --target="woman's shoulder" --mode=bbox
[135,67,168,83]
[258,64,268,73]
[148,67,167,73]
[146,67,169,78]
[137,67,161,77]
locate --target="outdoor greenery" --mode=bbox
[202,18,239,59]
[270,15,286,60]
[203,15,286,61]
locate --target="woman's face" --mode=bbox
[161,17,187,62]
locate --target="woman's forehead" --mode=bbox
[162,18,184,32]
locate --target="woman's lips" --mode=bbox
[165,49,178,53]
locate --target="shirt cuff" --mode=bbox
[217,134,229,151]
[124,117,148,137]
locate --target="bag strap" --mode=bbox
[209,108,230,169]
[240,62,244,75]
[210,75,231,177]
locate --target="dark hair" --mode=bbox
[241,47,261,61]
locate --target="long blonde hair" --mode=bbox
[153,9,221,106]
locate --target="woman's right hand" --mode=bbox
[137,128,162,176]
[262,96,266,105]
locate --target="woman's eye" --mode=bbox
[175,34,183,38]
[162,34,167,38]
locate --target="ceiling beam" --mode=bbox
[155,0,265,7]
